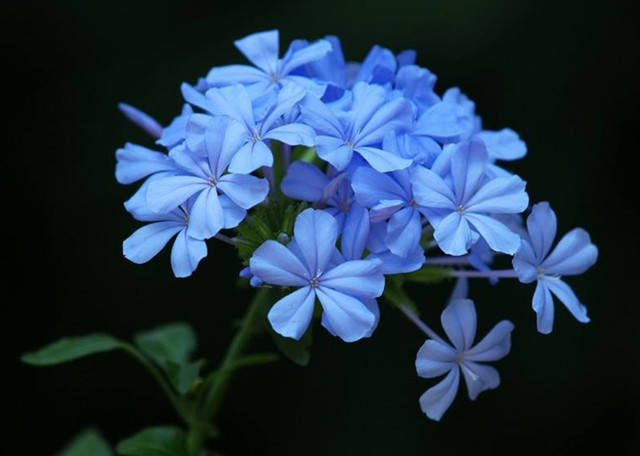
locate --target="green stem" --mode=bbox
[120,343,188,422]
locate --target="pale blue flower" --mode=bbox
[512,202,598,334]
[411,138,529,256]
[115,143,176,185]
[250,209,385,342]
[416,298,514,420]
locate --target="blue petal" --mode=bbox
[157,104,193,149]
[351,165,409,207]
[123,221,183,264]
[448,277,469,302]
[464,321,514,362]
[434,212,478,256]
[320,258,384,299]
[459,361,500,400]
[414,102,472,142]
[543,277,590,324]
[410,165,456,210]
[250,240,309,286]
[203,117,248,178]
[465,175,529,214]
[386,207,422,257]
[476,128,527,161]
[180,83,217,114]
[217,173,269,209]
[267,286,316,340]
[146,175,208,214]
[293,209,339,276]
[204,85,255,130]
[350,82,388,134]
[281,161,329,202]
[260,83,306,131]
[316,287,376,342]
[303,35,347,88]
[234,30,279,74]
[124,174,181,222]
[299,95,344,137]
[465,213,522,255]
[542,228,598,276]
[532,280,555,334]
[264,123,315,146]
[187,187,224,240]
[450,139,489,204]
[526,202,557,261]
[353,46,397,85]
[416,340,456,378]
[170,229,207,278]
[219,194,246,229]
[512,240,539,283]
[228,141,273,174]
[441,298,477,351]
[369,246,425,274]
[354,146,412,173]
[395,65,439,112]
[118,103,162,138]
[418,368,460,421]
[370,200,404,223]
[205,64,267,86]
[355,98,413,147]
[340,204,370,260]
[168,144,209,178]
[316,136,353,171]
[280,39,333,76]
[115,143,175,184]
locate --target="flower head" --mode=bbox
[512,202,598,334]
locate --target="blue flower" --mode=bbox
[205,30,332,98]
[115,143,177,185]
[411,138,529,256]
[300,82,413,172]
[156,104,194,149]
[145,116,269,240]
[185,83,315,174]
[512,202,598,334]
[416,298,514,421]
[250,209,385,342]
[122,177,208,278]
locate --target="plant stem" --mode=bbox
[449,269,518,279]
[398,305,446,344]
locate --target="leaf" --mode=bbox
[226,352,279,370]
[134,323,200,395]
[134,323,197,365]
[22,334,122,366]
[116,426,188,456]
[269,325,312,367]
[55,428,112,456]
[165,360,205,395]
[383,276,420,316]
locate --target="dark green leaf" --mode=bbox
[165,360,205,395]
[22,334,122,366]
[226,352,279,370]
[403,266,452,284]
[269,325,312,367]
[383,276,420,315]
[134,323,196,365]
[55,428,112,456]
[116,426,188,456]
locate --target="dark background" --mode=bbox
[4,1,639,454]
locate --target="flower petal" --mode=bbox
[411,165,456,210]
[281,161,329,202]
[351,165,409,207]
[434,212,478,256]
[450,139,489,204]
[115,143,175,184]
[532,280,555,334]
[123,221,184,264]
[205,64,267,87]
[464,321,514,362]
[250,240,310,286]
[205,84,255,130]
[217,173,269,209]
[386,207,422,258]
[267,286,317,340]
[228,141,273,174]
[465,213,522,255]
[316,287,376,342]
[263,123,315,146]
[187,187,224,240]
[340,204,370,260]
[316,136,353,171]
[542,228,598,276]
[543,277,590,324]
[512,240,538,283]
[416,340,457,378]
[170,229,207,278]
[354,146,413,173]
[475,128,527,161]
[441,298,477,351]
[320,259,384,299]
[234,30,279,74]
[146,176,209,214]
[280,39,333,76]
[459,361,500,400]
[293,209,339,276]
[219,194,246,229]
[418,367,460,421]
[465,175,529,214]
[526,202,557,261]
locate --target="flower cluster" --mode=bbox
[116,30,598,420]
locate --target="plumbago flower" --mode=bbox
[110,30,598,426]
[415,284,514,421]
[512,202,598,334]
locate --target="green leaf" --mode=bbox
[383,276,420,315]
[134,323,196,365]
[403,266,452,284]
[269,325,312,367]
[22,334,122,366]
[55,428,112,456]
[116,426,188,456]
[226,352,279,370]
[165,360,205,395]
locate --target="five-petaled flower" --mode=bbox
[512,202,598,334]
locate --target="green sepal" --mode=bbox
[22,334,122,366]
[55,429,113,456]
[403,266,453,284]
[268,325,313,367]
[116,426,188,456]
[291,146,322,166]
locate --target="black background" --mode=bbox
[4,1,639,454]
